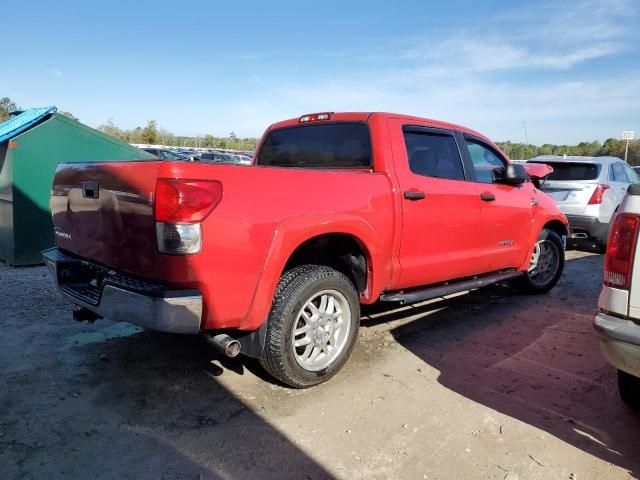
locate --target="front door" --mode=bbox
[462,135,533,271]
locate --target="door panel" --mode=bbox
[477,184,533,270]
[388,119,487,289]
[463,136,533,271]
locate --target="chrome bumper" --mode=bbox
[42,248,202,334]
[594,311,640,378]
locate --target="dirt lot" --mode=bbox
[1,250,639,479]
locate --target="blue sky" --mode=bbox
[3,0,639,144]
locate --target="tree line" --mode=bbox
[1,96,638,161]
[497,139,640,165]
[97,119,258,151]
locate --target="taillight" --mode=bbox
[154,179,222,223]
[299,112,333,123]
[154,179,222,255]
[588,184,609,205]
[604,213,640,289]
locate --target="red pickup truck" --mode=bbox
[44,112,568,387]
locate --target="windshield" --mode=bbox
[257,123,372,168]
[529,161,600,181]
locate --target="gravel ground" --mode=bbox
[1,250,639,479]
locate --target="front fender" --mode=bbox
[239,213,389,331]
[520,208,569,271]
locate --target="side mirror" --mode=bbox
[501,163,528,185]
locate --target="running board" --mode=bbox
[379,270,522,305]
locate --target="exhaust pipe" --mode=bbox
[73,306,101,323]
[571,232,589,239]
[205,334,241,358]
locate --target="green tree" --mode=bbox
[0,96,18,122]
[202,135,215,147]
[141,120,159,144]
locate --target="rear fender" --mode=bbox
[239,214,386,331]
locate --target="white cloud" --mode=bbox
[51,69,63,78]
[251,74,265,86]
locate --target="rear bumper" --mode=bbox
[566,214,608,240]
[594,312,640,378]
[42,248,203,334]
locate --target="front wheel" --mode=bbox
[517,228,565,294]
[259,265,360,388]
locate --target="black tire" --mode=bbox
[618,369,640,409]
[517,228,565,294]
[259,265,360,388]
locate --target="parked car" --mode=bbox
[633,166,640,176]
[142,147,187,161]
[594,184,640,408]
[528,156,639,250]
[200,151,251,165]
[44,112,568,388]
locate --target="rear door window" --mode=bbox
[257,123,371,168]
[623,163,639,183]
[530,162,600,181]
[611,162,629,182]
[403,130,465,180]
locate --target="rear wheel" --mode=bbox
[618,369,640,409]
[517,228,564,294]
[259,265,360,388]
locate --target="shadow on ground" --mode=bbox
[367,253,640,475]
[0,265,332,480]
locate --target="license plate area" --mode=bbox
[57,259,110,306]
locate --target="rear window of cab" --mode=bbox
[257,123,372,168]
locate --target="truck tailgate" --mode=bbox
[51,161,163,278]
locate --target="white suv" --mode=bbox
[595,183,640,408]
[528,156,639,250]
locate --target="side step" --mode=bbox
[380,270,522,305]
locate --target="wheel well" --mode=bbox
[284,234,369,293]
[544,220,568,238]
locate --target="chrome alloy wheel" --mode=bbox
[528,239,560,286]
[291,289,352,372]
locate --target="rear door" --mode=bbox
[610,161,632,207]
[389,120,486,289]
[462,135,533,271]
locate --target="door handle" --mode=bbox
[404,190,425,201]
[480,192,495,202]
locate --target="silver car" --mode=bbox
[528,155,639,250]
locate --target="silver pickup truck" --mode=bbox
[595,183,640,408]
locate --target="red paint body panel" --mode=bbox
[50,112,568,333]
[523,162,554,179]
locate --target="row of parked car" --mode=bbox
[141,147,253,165]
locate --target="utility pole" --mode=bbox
[623,131,634,163]
[523,121,529,146]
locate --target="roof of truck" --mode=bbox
[268,112,494,145]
